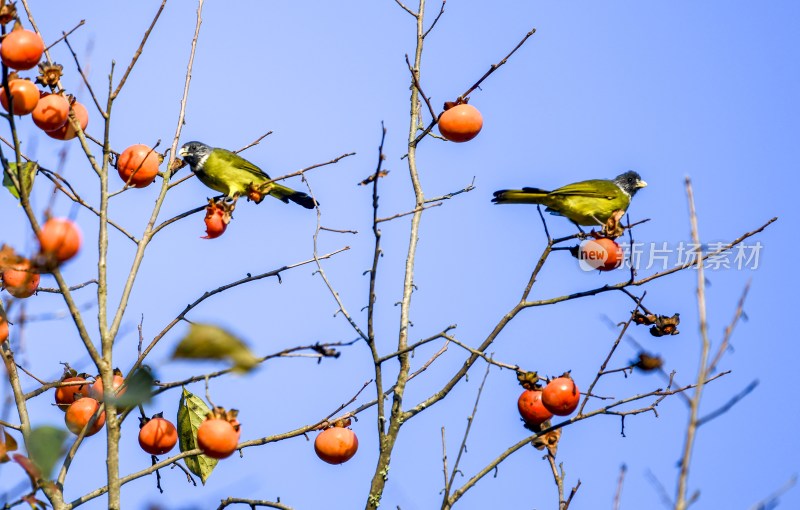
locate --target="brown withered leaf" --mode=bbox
[0,245,25,273]
[634,352,664,372]
[35,62,63,88]
[311,343,341,363]
[0,2,17,26]
[530,420,561,457]
[358,170,389,186]
[649,313,681,337]
[13,453,41,488]
[602,209,626,239]
[168,157,186,175]
[632,311,657,325]
[516,370,540,390]
[0,428,19,462]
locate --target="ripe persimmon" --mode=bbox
[55,375,89,411]
[197,417,240,459]
[38,217,82,263]
[0,317,8,342]
[202,201,231,239]
[541,376,580,416]
[32,93,70,131]
[0,28,44,70]
[65,397,105,436]
[117,144,160,188]
[1,260,40,298]
[517,389,553,426]
[579,238,623,272]
[314,426,359,465]
[89,372,125,402]
[45,101,88,140]
[138,416,178,455]
[438,103,483,143]
[0,79,39,115]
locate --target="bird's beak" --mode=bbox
[636,180,647,189]
[178,148,188,158]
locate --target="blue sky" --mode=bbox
[1,1,798,509]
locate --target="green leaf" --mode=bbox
[2,161,37,200]
[177,388,217,484]
[108,367,154,408]
[172,323,259,373]
[27,426,67,479]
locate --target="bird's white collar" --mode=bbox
[194,152,210,171]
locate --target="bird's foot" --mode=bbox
[601,210,626,239]
[246,182,272,204]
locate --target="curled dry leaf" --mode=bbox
[35,62,64,88]
[601,210,626,239]
[0,429,19,463]
[515,370,540,390]
[530,420,561,457]
[634,352,664,372]
[358,170,390,186]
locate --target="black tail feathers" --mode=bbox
[287,191,318,209]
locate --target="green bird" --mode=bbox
[178,141,317,208]
[492,171,647,226]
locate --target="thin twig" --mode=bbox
[459,28,536,100]
[675,177,710,510]
[708,281,750,373]
[45,19,86,51]
[366,124,388,436]
[424,178,476,204]
[393,0,417,17]
[747,475,798,510]
[151,339,356,399]
[376,325,456,364]
[36,280,99,294]
[422,0,446,38]
[311,172,367,340]
[216,498,293,510]
[578,295,646,416]
[446,372,727,508]
[613,464,627,510]
[376,202,443,223]
[111,0,167,99]
[0,419,21,431]
[234,131,274,153]
[406,54,437,121]
[271,152,356,184]
[38,168,138,242]
[62,35,103,116]
[697,379,758,427]
[444,364,491,501]
[130,247,349,375]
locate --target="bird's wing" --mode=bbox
[216,149,271,179]
[549,179,619,200]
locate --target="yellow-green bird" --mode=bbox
[492,171,647,226]
[178,141,316,208]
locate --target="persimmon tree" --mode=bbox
[0,1,781,509]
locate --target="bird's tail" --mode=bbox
[492,187,551,205]
[270,183,318,209]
